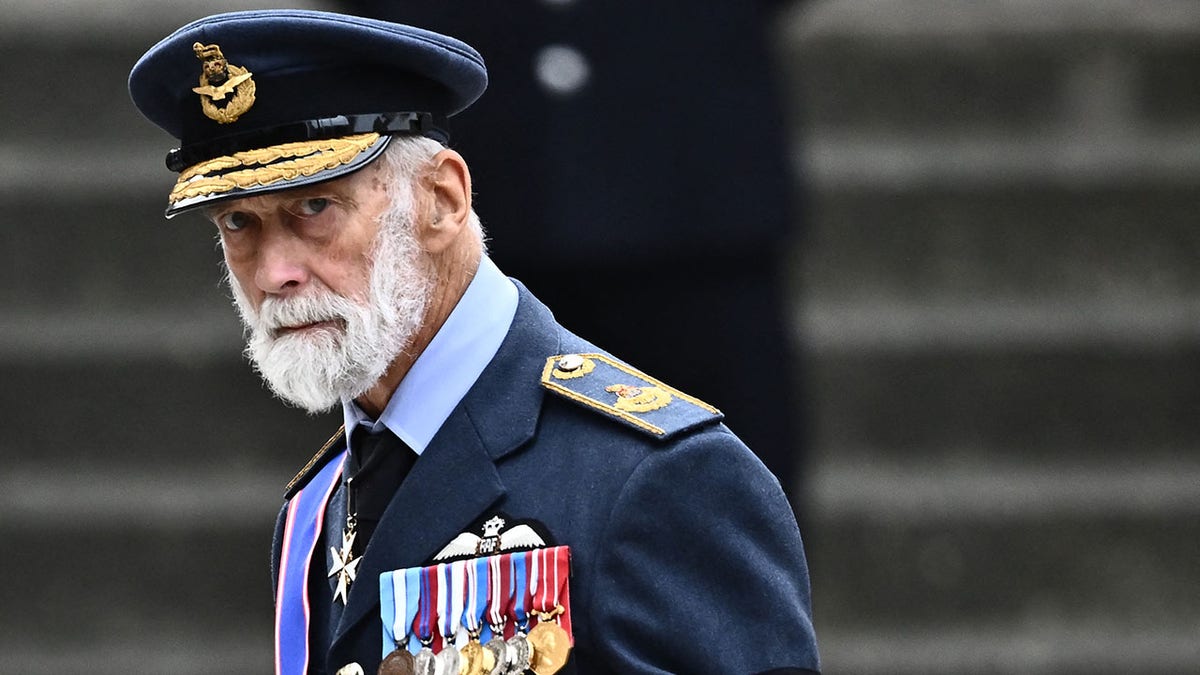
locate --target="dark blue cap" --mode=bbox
[128,10,488,217]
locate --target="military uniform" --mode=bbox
[129,10,819,674]
[273,284,819,674]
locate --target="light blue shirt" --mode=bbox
[341,255,518,454]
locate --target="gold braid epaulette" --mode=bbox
[169,132,380,204]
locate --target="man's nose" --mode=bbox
[254,226,310,295]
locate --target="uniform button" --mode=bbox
[556,354,584,372]
[534,44,590,96]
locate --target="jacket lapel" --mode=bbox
[330,282,563,646]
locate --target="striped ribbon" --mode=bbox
[274,450,348,675]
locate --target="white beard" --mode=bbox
[225,186,433,413]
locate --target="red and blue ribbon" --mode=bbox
[274,450,347,675]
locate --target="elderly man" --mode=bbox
[130,10,818,675]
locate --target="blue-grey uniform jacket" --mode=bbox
[271,284,820,674]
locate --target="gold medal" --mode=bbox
[526,622,570,675]
[526,606,571,675]
[377,648,415,675]
[458,639,488,675]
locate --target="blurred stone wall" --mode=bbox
[785,1,1200,673]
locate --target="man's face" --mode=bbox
[208,162,434,412]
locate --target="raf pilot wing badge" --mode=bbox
[433,515,548,562]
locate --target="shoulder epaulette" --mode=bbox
[283,426,346,499]
[540,353,722,439]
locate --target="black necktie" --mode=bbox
[345,426,418,558]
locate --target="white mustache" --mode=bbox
[254,291,361,337]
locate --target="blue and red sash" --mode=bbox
[274,450,348,675]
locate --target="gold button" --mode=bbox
[556,354,584,372]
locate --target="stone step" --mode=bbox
[780,0,1200,135]
[0,639,267,675]
[0,516,271,657]
[808,496,1200,636]
[0,357,339,470]
[801,298,1200,353]
[818,621,1200,675]
[798,129,1200,192]
[805,345,1200,461]
[801,183,1200,301]
[0,189,222,310]
[810,458,1200,524]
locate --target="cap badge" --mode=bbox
[605,383,673,413]
[190,42,256,124]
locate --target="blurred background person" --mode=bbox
[337,0,810,508]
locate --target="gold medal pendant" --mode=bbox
[526,606,571,675]
[458,638,489,675]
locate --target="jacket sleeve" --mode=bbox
[587,427,820,674]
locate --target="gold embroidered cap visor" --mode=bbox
[128,10,488,217]
[163,121,412,217]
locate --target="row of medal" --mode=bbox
[376,546,573,675]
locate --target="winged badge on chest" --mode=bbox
[433,515,547,561]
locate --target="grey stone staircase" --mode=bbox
[783,1,1200,673]
[3,1,1199,673]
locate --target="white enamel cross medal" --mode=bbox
[328,517,360,604]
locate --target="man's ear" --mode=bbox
[418,148,472,254]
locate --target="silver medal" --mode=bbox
[504,633,531,675]
[483,638,509,675]
[436,644,461,675]
[413,647,438,675]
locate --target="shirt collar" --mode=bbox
[341,255,518,454]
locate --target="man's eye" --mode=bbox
[296,198,329,217]
[218,211,255,232]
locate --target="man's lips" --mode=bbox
[273,318,344,337]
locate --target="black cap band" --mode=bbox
[165,111,448,172]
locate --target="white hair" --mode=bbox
[376,134,486,246]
